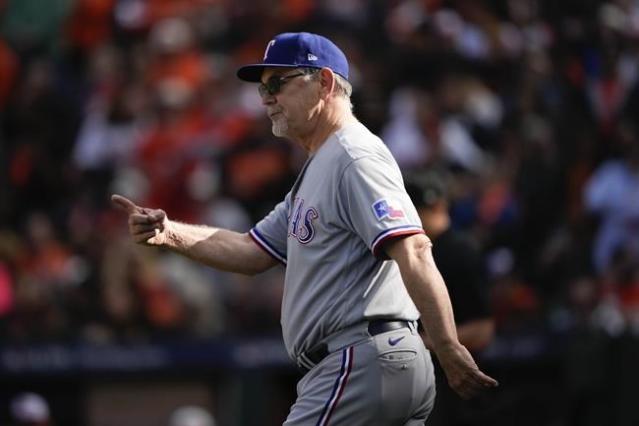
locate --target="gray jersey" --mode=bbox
[250,121,425,360]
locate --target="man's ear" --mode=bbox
[318,67,336,97]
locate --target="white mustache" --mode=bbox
[268,108,284,118]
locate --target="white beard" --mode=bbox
[271,115,289,137]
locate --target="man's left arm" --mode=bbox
[386,233,499,399]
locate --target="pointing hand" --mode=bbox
[111,194,168,246]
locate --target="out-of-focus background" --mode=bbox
[1,0,639,425]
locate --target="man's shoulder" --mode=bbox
[331,122,393,163]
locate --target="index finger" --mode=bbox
[111,194,142,214]
[474,370,499,387]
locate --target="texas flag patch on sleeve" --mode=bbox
[372,198,405,221]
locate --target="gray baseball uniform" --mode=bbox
[250,121,435,425]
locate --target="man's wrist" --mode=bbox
[431,338,461,356]
[160,220,178,249]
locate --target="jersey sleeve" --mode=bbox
[249,192,290,265]
[338,156,424,259]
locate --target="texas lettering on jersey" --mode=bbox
[288,197,319,244]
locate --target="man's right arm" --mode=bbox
[111,194,278,275]
[164,221,278,274]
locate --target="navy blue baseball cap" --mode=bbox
[237,32,349,82]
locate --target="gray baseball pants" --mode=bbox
[285,323,436,425]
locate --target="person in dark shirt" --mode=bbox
[405,170,496,426]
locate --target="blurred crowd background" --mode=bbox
[1,0,639,425]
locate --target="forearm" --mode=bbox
[400,249,459,352]
[164,221,271,274]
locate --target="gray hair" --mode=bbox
[300,67,353,105]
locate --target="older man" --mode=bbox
[112,32,497,425]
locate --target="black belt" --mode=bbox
[298,320,412,372]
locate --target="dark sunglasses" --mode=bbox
[258,72,307,97]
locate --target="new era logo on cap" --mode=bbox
[237,32,349,82]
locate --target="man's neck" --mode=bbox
[297,101,356,153]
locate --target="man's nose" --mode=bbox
[261,93,276,106]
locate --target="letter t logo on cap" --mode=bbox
[264,39,276,60]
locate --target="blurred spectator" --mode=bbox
[406,169,495,351]
[383,79,492,173]
[583,123,639,273]
[169,405,216,426]
[513,112,563,284]
[0,0,73,54]
[0,257,15,317]
[382,86,431,168]
[72,44,146,172]
[65,0,115,53]
[4,57,80,227]
[0,37,18,109]
[405,169,495,426]
[9,392,51,426]
[594,243,639,336]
